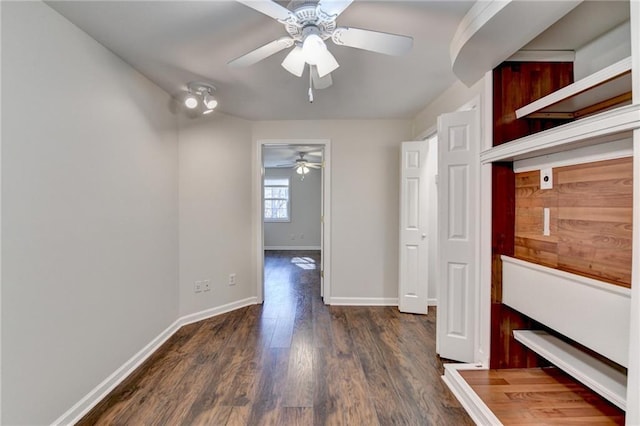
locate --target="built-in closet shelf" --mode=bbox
[481,103,640,163]
[515,56,632,119]
[513,330,627,410]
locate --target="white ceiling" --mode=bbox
[47,0,475,121]
[45,0,631,167]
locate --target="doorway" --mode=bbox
[254,140,331,305]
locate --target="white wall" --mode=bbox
[178,113,254,316]
[253,120,412,301]
[574,21,631,81]
[412,78,485,138]
[1,2,179,424]
[264,167,321,249]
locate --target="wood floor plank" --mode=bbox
[460,368,625,425]
[79,250,475,425]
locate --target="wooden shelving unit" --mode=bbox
[515,56,632,119]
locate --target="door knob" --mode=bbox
[421,233,427,240]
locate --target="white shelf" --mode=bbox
[481,103,640,163]
[516,56,632,119]
[513,330,627,410]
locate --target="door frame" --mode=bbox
[254,139,331,304]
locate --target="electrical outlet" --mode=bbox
[194,280,202,293]
[203,279,211,292]
[228,273,236,286]
[540,167,553,190]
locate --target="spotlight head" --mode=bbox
[203,92,218,110]
[184,94,198,109]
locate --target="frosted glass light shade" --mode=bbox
[184,95,198,109]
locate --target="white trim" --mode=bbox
[441,363,502,426]
[513,137,633,172]
[478,70,493,367]
[502,255,630,367]
[255,139,331,305]
[428,298,437,307]
[513,330,627,410]
[506,50,575,63]
[52,297,257,426]
[329,297,398,306]
[480,104,640,164]
[178,297,257,327]
[264,246,321,251]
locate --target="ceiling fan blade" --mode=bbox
[311,66,332,89]
[332,27,413,56]
[306,163,322,168]
[281,46,305,77]
[228,37,294,67]
[315,48,339,78]
[235,0,295,21]
[317,0,354,18]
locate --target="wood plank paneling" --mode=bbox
[515,157,633,287]
[491,61,574,369]
[493,62,574,146]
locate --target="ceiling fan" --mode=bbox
[229,0,413,89]
[278,152,322,176]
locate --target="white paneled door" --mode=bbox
[399,141,429,314]
[437,110,479,363]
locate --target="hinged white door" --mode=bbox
[399,141,429,314]
[437,110,479,363]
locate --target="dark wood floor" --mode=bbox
[79,250,473,425]
[460,368,625,425]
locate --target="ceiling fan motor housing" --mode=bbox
[284,1,336,41]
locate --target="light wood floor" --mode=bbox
[79,250,473,425]
[460,368,625,425]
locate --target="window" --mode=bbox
[264,178,290,222]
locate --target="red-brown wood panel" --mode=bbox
[490,61,574,369]
[493,62,574,146]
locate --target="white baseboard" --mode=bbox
[428,298,438,306]
[180,297,258,326]
[52,297,257,426]
[441,363,502,426]
[329,297,398,306]
[264,246,321,250]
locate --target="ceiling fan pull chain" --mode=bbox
[308,69,314,103]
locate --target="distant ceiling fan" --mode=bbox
[278,152,322,177]
[229,0,413,89]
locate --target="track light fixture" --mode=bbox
[183,82,218,115]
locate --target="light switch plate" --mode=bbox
[540,168,553,190]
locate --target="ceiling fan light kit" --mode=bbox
[230,0,413,97]
[182,82,219,115]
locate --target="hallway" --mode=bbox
[79,250,472,425]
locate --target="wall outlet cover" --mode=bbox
[203,280,211,291]
[194,280,202,293]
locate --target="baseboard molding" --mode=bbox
[264,246,321,251]
[329,297,399,306]
[428,298,438,306]
[180,297,258,326]
[441,364,502,426]
[52,297,257,426]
